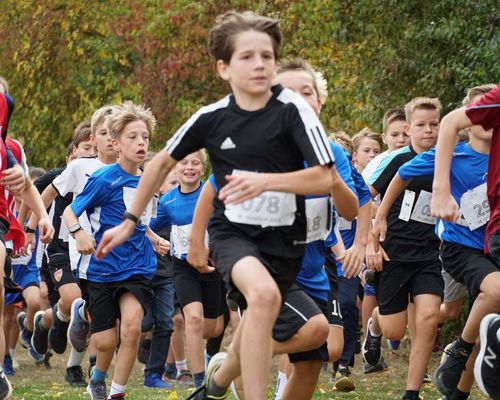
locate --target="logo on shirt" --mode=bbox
[220,137,236,150]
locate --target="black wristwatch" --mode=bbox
[123,211,140,225]
[69,223,83,238]
[23,225,36,234]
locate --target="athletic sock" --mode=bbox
[403,390,419,400]
[9,349,15,359]
[89,354,97,364]
[369,323,382,337]
[193,371,205,388]
[166,362,176,375]
[109,381,126,396]
[206,371,227,396]
[56,307,70,322]
[67,349,86,368]
[91,368,107,383]
[36,316,47,332]
[175,359,187,371]
[451,388,470,400]
[274,371,288,399]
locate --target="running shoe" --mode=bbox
[32,310,49,355]
[68,298,90,352]
[0,372,12,399]
[49,304,69,354]
[362,318,382,366]
[433,340,470,395]
[87,380,107,400]
[474,313,500,400]
[332,365,355,392]
[65,366,87,387]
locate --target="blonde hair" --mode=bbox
[404,97,442,123]
[330,131,354,154]
[91,105,115,135]
[352,127,382,152]
[105,101,156,139]
[277,58,328,104]
[382,108,406,133]
[462,84,497,106]
[0,76,9,94]
[208,11,281,63]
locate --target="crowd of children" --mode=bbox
[0,10,499,400]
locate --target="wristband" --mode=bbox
[123,211,140,225]
[23,225,36,234]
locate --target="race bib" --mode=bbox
[171,224,209,258]
[224,170,296,227]
[460,183,489,231]
[122,187,153,225]
[305,197,330,243]
[399,190,416,222]
[410,190,436,225]
[337,216,352,231]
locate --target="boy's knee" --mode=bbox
[185,313,203,332]
[121,321,142,343]
[247,284,281,313]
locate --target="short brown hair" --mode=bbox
[462,84,497,106]
[404,97,442,123]
[0,76,9,94]
[330,131,354,154]
[208,11,281,63]
[91,105,115,135]
[382,108,406,133]
[73,121,92,148]
[105,101,156,139]
[29,167,46,181]
[352,128,382,152]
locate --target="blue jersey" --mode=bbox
[150,182,205,260]
[399,142,488,250]
[70,163,156,282]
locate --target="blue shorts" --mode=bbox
[5,262,39,306]
[364,283,376,296]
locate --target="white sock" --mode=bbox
[67,348,86,368]
[109,381,126,396]
[274,371,288,399]
[9,349,15,358]
[176,359,187,371]
[56,306,70,322]
[369,320,381,337]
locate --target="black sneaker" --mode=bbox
[65,365,87,387]
[433,340,470,396]
[362,318,382,366]
[49,304,69,354]
[0,372,13,400]
[86,380,107,400]
[32,311,49,355]
[474,313,500,399]
[363,356,389,374]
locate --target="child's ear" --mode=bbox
[403,122,411,135]
[216,59,230,81]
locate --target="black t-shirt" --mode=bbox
[372,146,440,262]
[35,167,72,256]
[165,85,334,257]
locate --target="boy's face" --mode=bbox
[353,137,381,171]
[160,171,180,195]
[468,95,493,143]
[94,122,116,158]
[73,139,95,159]
[273,70,321,115]
[405,108,439,152]
[217,30,276,99]
[113,120,149,164]
[175,152,205,187]
[382,120,409,152]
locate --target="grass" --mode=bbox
[10,339,488,399]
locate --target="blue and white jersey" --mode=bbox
[367,145,411,186]
[70,163,156,282]
[150,182,205,260]
[399,142,489,250]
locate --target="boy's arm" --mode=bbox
[0,164,25,194]
[19,179,54,244]
[145,226,169,256]
[330,166,358,221]
[432,108,472,221]
[219,165,332,204]
[187,182,216,273]
[62,205,95,255]
[96,151,177,259]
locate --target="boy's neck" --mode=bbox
[468,136,491,154]
[411,142,433,154]
[233,88,273,112]
[179,180,201,194]
[118,158,140,176]
[98,152,117,165]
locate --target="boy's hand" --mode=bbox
[75,230,96,255]
[431,192,460,222]
[219,173,267,205]
[371,217,388,252]
[1,165,25,194]
[152,237,170,256]
[22,232,36,256]
[96,221,135,259]
[365,240,389,272]
[187,241,215,274]
[38,217,54,244]
[340,243,366,279]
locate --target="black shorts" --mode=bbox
[40,256,60,307]
[441,241,500,301]
[327,282,344,328]
[173,258,223,319]
[47,252,76,289]
[81,275,153,333]
[0,218,8,245]
[209,234,302,302]
[489,231,500,266]
[375,259,444,315]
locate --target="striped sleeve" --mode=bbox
[277,88,334,166]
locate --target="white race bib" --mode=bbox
[305,197,330,243]
[122,187,153,225]
[399,190,416,222]
[224,170,296,227]
[337,216,352,231]
[410,190,436,225]
[171,224,192,258]
[460,183,490,231]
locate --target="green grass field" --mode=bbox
[10,339,488,399]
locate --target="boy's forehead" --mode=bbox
[410,108,439,122]
[232,30,274,52]
[77,139,94,147]
[274,70,314,88]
